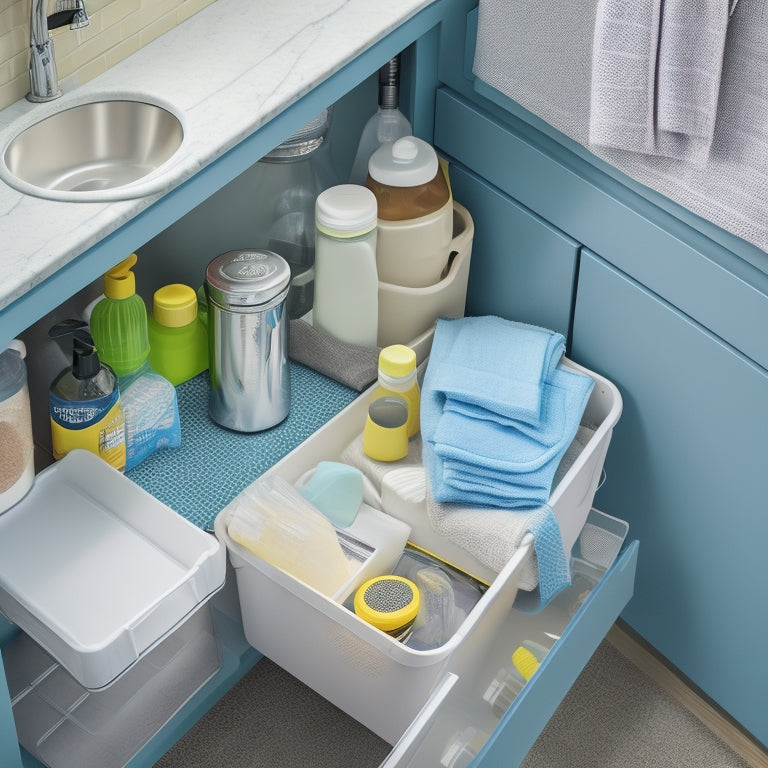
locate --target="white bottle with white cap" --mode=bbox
[313,184,379,347]
[366,136,453,289]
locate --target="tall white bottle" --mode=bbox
[349,55,412,185]
[313,185,379,347]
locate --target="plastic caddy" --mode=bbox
[214,353,621,744]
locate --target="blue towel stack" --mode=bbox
[420,317,595,602]
[421,316,594,507]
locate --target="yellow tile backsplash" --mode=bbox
[0,0,217,111]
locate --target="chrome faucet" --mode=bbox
[28,0,90,102]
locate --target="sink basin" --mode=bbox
[1,99,184,201]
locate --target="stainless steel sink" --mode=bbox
[1,99,184,200]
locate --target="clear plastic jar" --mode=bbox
[0,340,34,513]
[254,109,339,319]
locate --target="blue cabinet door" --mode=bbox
[572,250,768,749]
[449,165,579,338]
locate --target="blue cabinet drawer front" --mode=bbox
[573,250,768,747]
[449,164,578,338]
[475,542,638,767]
[434,87,768,371]
[384,540,639,767]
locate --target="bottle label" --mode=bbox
[50,390,126,471]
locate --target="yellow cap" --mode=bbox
[153,284,198,328]
[379,344,416,379]
[104,254,138,299]
[354,575,420,634]
[512,646,540,681]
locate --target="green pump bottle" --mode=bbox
[89,254,149,377]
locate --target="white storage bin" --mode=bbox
[216,511,533,744]
[214,352,621,744]
[0,450,226,690]
[3,604,220,768]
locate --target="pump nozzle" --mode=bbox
[49,319,102,379]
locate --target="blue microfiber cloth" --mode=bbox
[426,316,565,426]
[419,316,594,598]
[431,366,594,506]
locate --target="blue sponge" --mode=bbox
[298,461,363,528]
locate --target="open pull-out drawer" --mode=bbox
[213,325,635,762]
[382,539,638,767]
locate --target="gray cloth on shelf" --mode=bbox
[472,0,768,253]
[288,319,380,392]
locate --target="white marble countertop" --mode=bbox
[0,0,433,316]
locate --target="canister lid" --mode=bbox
[205,250,291,309]
[0,341,26,402]
[367,136,439,187]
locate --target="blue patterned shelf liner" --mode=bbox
[126,363,358,531]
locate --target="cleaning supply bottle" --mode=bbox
[48,320,126,471]
[148,283,208,385]
[89,254,181,470]
[374,344,420,437]
[313,184,379,347]
[89,253,149,377]
[349,55,412,185]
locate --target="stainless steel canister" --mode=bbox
[205,249,291,432]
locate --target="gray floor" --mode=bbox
[155,638,755,768]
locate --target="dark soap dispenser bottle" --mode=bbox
[48,319,126,471]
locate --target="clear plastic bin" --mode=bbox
[3,604,221,768]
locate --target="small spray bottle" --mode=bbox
[349,55,412,185]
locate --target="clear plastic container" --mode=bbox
[254,109,339,319]
[349,55,412,185]
[0,340,34,514]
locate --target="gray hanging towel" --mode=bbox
[655,0,730,165]
[589,0,731,166]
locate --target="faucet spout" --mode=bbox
[28,0,90,103]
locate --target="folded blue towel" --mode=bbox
[427,363,593,506]
[426,316,565,426]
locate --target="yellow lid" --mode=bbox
[104,254,138,299]
[354,575,420,634]
[379,344,416,379]
[512,646,540,681]
[153,284,198,328]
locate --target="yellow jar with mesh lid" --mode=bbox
[148,284,208,386]
[353,575,420,640]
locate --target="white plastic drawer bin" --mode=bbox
[214,354,621,744]
[216,512,533,744]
